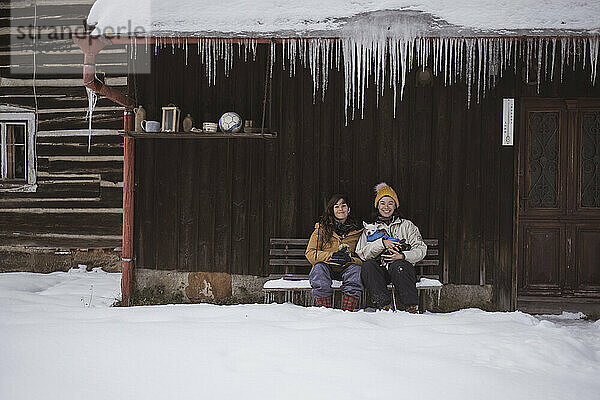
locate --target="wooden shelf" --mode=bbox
[122,131,277,139]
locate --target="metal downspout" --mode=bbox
[74,36,136,305]
[74,36,136,109]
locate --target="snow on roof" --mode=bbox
[88,0,600,38]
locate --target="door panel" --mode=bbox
[526,111,561,210]
[577,110,600,211]
[520,101,569,218]
[521,223,564,295]
[575,225,600,295]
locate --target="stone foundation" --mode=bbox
[133,268,269,305]
[422,284,495,312]
[0,246,121,273]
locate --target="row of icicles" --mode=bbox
[131,35,599,124]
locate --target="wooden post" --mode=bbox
[122,110,135,305]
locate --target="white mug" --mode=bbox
[141,120,160,132]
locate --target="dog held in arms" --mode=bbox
[362,221,411,269]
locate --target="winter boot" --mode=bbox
[341,294,360,311]
[405,305,419,314]
[315,296,332,308]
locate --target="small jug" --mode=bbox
[134,105,146,132]
[182,113,193,132]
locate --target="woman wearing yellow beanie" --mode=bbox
[355,182,427,312]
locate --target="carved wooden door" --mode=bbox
[519,99,600,298]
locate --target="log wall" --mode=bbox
[0,130,123,248]
[0,0,126,130]
[0,0,124,250]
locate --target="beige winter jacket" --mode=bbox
[355,217,427,265]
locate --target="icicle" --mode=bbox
[477,39,483,102]
[590,36,599,84]
[551,38,557,81]
[465,39,475,107]
[399,39,409,103]
[184,38,188,66]
[432,39,438,76]
[454,38,461,84]
[525,39,532,86]
[213,39,217,85]
[544,39,549,80]
[560,37,567,82]
[442,38,448,85]
[572,37,576,71]
[536,38,543,93]
[282,39,287,72]
[85,87,98,153]
[500,39,506,78]
[489,39,497,88]
[579,38,587,71]
[514,39,518,76]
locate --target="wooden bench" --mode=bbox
[263,238,442,311]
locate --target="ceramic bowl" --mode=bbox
[203,122,218,132]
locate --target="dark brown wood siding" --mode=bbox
[132,43,600,310]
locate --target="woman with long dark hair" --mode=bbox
[356,183,427,313]
[305,194,363,311]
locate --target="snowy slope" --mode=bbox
[87,0,600,37]
[1,267,599,400]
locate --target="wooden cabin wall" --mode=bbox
[0,131,123,248]
[0,1,124,249]
[0,0,126,130]
[133,43,600,310]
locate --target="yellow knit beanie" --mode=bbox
[374,182,399,208]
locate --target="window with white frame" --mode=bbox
[0,107,36,192]
[1,122,27,180]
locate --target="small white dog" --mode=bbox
[362,221,384,238]
[362,221,405,270]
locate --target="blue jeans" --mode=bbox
[309,262,363,299]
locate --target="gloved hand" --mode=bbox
[396,239,411,252]
[330,250,352,265]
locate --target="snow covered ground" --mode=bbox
[1,267,599,400]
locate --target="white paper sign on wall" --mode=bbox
[502,98,514,146]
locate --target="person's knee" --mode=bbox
[342,264,363,286]
[361,259,378,275]
[309,262,329,280]
[344,263,361,275]
[308,263,331,283]
[389,259,414,276]
[309,263,333,295]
